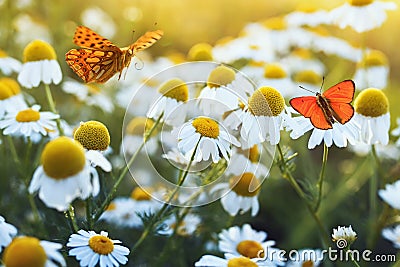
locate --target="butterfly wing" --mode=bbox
[65,48,119,83]
[323,80,355,124]
[73,26,120,52]
[131,30,164,52]
[290,96,332,130]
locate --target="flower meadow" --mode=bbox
[2,0,400,266]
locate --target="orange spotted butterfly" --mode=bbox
[289,80,355,130]
[65,26,163,83]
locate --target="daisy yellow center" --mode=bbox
[158,78,189,102]
[106,202,117,211]
[262,16,287,30]
[307,26,330,37]
[23,40,57,62]
[216,36,234,46]
[166,51,186,64]
[130,187,152,201]
[236,240,265,258]
[88,235,114,255]
[227,257,258,267]
[86,84,101,94]
[302,260,315,267]
[248,145,260,163]
[16,108,40,122]
[41,137,86,179]
[192,117,220,139]
[126,117,154,136]
[264,64,287,79]
[294,70,321,85]
[207,65,236,88]
[74,120,110,151]
[230,172,260,197]
[248,86,284,117]
[0,78,21,95]
[2,237,47,267]
[0,82,13,100]
[0,49,7,58]
[361,50,388,67]
[354,88,389,117]
[249,45,260,50]
[187,43,213,61]
[349,0,373,6]
[293,48,312,59]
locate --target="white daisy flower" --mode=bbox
[100,187,161,228]
[281,49,325,79]
[73,121,112,172]
[198,65,248,117]
[285,4,331,27]
[67,229,130,267]
[244,63,296,98]
[0,77,27,119]
[291,70,324,98]
[212,23,275,64]
[303,27,362,62]
[378,180,400,210]
[225,145,269,179]
[17,40,62,88]
[289,115,359,149]
[2,236,65,267]
[121,117,158,156]
[195,253,272,267]
[225,86,292,148]
[0,104,59,138]
[116,57,174,114]
[286,248,323,267]
[213,172,261,216]
[353,88,390,145]
[0,216,17,252]
[158,213,201,236]
[218,224,280,265]
[353,50,389,90]
[147,78,189,126]
[382,225,400,249]
[177,116,240,163]
[332,225,357,247]
[329,0,396,33]
[29,137,100,211]
[349,143,400,160]
[0,49,22,75]
[62,80,114,113]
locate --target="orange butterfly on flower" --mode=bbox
[65,26,163,83]
[289,80,355,130]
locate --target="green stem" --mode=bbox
[131,138,201,253]
[44,83,64,136]
[7,135,21,166]
[65,205,79,232]
[315,143,329,212]
[277,144,330,248]
[346,247,361,267]
[86,197,93,228]
[93,114,163,222]
[368,145,385,248]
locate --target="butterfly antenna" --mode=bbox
[320,76,325,93]
[299,85,315,94]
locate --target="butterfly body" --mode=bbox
[66,26,163,83]
[290,80,355,130]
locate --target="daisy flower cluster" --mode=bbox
[1,0,400,266]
